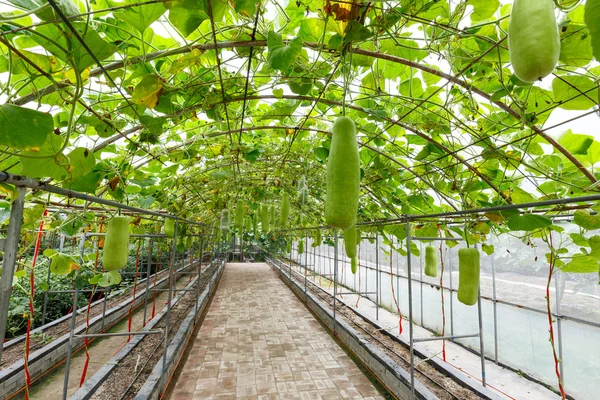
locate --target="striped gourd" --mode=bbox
[424,245,438,277]
[280,192,290,228]
[234,199,245,230]
[103,216,130,271]
[458,248,480,306]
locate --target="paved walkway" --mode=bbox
[170,263,385,400]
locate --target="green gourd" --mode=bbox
[164,218,175,237]
[220,209,230,230]
[508,0,560,82]
[424,245,438,277]
[325,116,360,230]
[186,236,193,249]
[298,239,304,254]
[103,216,130,271]
[269,205,276,226]
[234,199,245,230]
[261,205,270,233]
[351,257,358,274]
[216,228,222,243]
[279,192,290,228]
[312,229,321,247]
[253,212,259,237]
[245,215,252,232]
[458,248,480,306]
[585,0,600,61]
[344,225,357,258]
[297,176,308,205]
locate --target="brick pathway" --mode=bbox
[170,263,386,400]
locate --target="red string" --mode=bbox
[547,232,567,399]
[388,242,403,335]
[79,220,103,387]
[127,241,141,342]
[24,209,47,399]
[150,245,161,321]
[437,223,446,361]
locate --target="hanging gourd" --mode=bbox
[245,215,252,232]
[261,204,270,233]
[312,229,322,247]
[297,176,309,205]
[298,239,304,254]
[279,192,290,228]
[164,218,175,237]
[508,0,560,82]
[234,199,245,230]
[351,257,358,274]
[325,116,360,230]
[220,209,230,230]
[424,245,438,277]
[253,212,259,237]
[344,225,357,259]
[269,204,276,226]
[103,216,130,271]
[458,248,480,306]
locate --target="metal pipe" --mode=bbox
[413,333,480,343]
[419,242,424,325]
[143,236,154,326]
[333,230,338,333]
[490,244,499,364]
[75,330,163,338]
[406,222,415,400]
[477,277,487,386]
[412,236,465,241]
[555,270,565,385]
[0,188,26,364]
[196,233,205,317]
[163,220,178,373]
[449,248,454,336]
[0,171,213,227]
[62,232,86,400]
[376,234,379,320]
[338,291,377,295]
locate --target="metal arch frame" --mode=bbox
[10,38,595,186]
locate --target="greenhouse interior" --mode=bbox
[0,0,599,399]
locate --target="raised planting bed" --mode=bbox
[71,258,224,400]
[267,256,503,400]
[0,259,204,399]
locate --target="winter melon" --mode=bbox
[424,245,438,277]
[269,205,276,226]
[344,225,357,258]
[508,0,560,82]
[220,209,230,230]
[457,248,480,306]
[261,205,270,233]
[164,218,175,237]
[279,192,290,228]
[234,200,245,230]
[103,216,130,271]
[351,257,358,274]
[312,229,322,247]
[298,239,304,254]
[325,116,360,230]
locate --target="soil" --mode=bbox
[88,262,219,400]
[0,261,204,369]
[279,257,484,400]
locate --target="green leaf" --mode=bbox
[552,76,599,110]
[558,130,594,155]
[481,244,494,255]
[98,271,122,287]
[343,21,373,43]
[267,31,303,72]
[131,75,165,109]
[50,254,79,275]
[573,210,600,230]
[0,105,53,150]
[60,216,84,237]
[585,0,600,61]
[467,0,499,21]
[233,0,258,16]
[560,236,600,273]
[113,1,166,34]
[0,201,10,225]
[506,214,552,231]
[314,147,329,162]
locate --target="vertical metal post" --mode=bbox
[406,222,415,400]
[490,245,499,364]
[0,188,26,364]
[163,220,178,373]
[62,232,86,400]
[289,236,293,279]
[196,233,205,317]
[143,236,154,326]
[555,270,565,384]
[448,247,454,336]
[476,243,487,387]
[43,234,64,325]
[333,230,338,333]
[419,242,424,325]
[304,231,308,296]
[375,234,379,320]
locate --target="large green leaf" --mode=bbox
[506,214,552,231]
[113,1,166,33]
[573,210,600,230]
[561,236,600,273]
[0,105,53,150]
[585,0,600,61]
[267,31,303,72]
[552,76,599,110]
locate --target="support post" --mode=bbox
[196,232,205,317]
[490,244,499,364]
[143,236,154,326]
[476,243,487,387]
[0,188,26,364]
[406,221,415,400]
[333,230,338,333]
[375,234,379,320]
[555,270,565,385]
[62,232,86,400]
[163,220,178,373]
